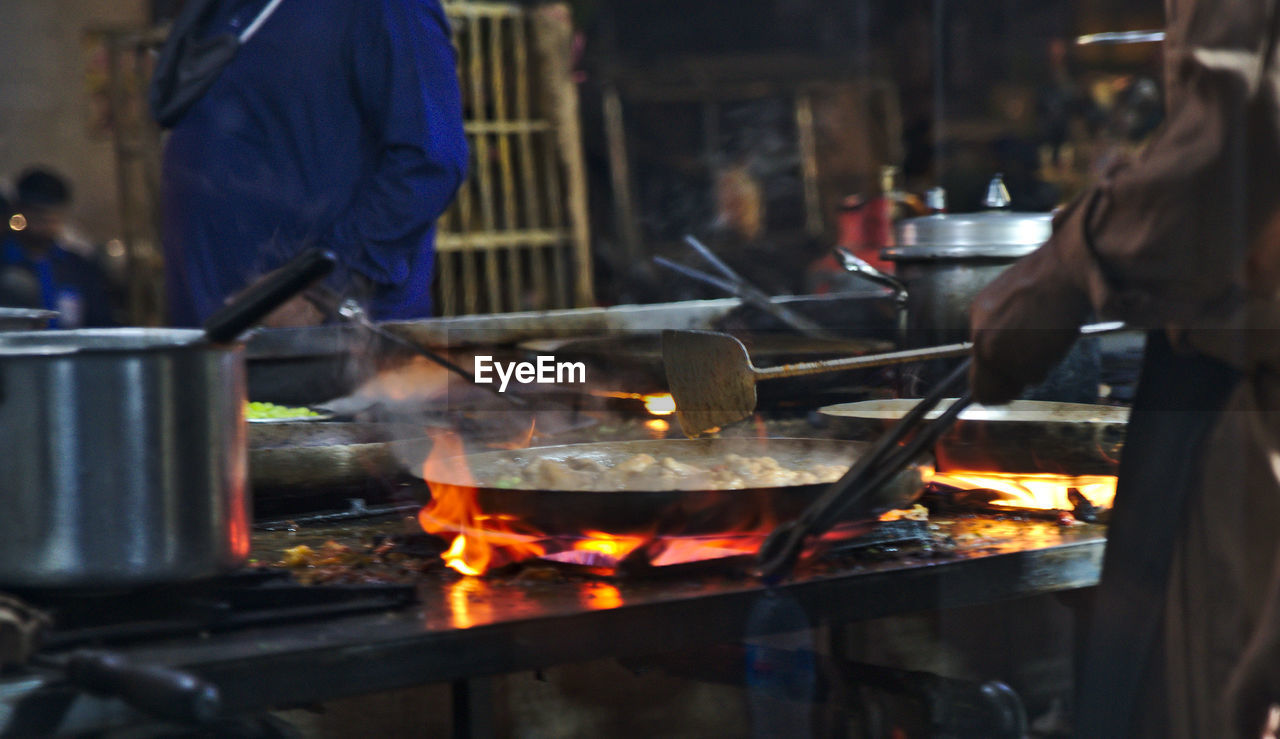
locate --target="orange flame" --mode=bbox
[418,428,831,575]
[571,531,648,560]
[589,391,677,417]
[644,418,670,438]
[419,429,546,575]
[642,393,676,416]
[442,535,483,576]
[582,583,624,610]
[929,470,1117,511]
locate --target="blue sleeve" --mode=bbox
[331,0,468,287]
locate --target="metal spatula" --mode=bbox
[662,330,971,437]
[663,322,1127,438]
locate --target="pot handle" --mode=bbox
[62,650,222,724]
[203,248,337,344]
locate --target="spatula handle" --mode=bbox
[752,321,1129,381]
[754,342,973,380]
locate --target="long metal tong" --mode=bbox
[307,285,528,408]
[755,359,975,583]
[655,235,837,340]
[753,320,1131,582]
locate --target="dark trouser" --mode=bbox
[1074,331,1240,738]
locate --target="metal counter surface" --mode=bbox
[29,516,1103,718]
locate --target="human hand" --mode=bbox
[259,293,326,328]
[968,245,1091,404]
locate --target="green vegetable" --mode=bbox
[494,476,523,489]
[246,401,322,420]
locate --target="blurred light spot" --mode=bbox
[644,418,669,438]
[9,214,27,232]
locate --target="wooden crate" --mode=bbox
[437,2,593,315]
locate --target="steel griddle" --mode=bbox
[0,515,1103,733]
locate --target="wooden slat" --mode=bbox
[439,251,456,316]
[435,229,572,251]
[602,85,641,265]
[513,16,546,309]
[463,120,552,135]
[444,1,522,19]
[794,91,824,238]
[467,16,500,312]
[543,139,570,309]
[490,14,522,313]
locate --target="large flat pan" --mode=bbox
[249,422,431,491]
[423,438,924,536]
[820,399,1129,475]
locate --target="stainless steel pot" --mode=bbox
[883,177,1052,347]
[0,329,249,588]
[0,249,336,588]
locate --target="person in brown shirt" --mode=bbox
[969,1,1280,735]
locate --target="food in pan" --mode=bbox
[489,452,848,491]
[246,401,324,420]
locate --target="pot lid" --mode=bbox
[884,175,1053,260]
[0,328,210,356]
[0,307,58,331]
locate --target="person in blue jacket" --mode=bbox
[157,0,468,326]
[0,168,117,328]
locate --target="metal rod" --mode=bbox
[682,235,831,337]
[653,256,739,295]
[328,294,528,407]
[1075,30,1165,46]
[756,342,974,380]
[753,320,1127,381]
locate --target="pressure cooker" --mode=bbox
[882,177,1099,402]
[883,175,1052,348]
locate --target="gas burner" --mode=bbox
[525,519,935,579]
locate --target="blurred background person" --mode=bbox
[0,167,116,328]
[153,0,468,327]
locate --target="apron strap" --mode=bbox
[1075,331,1241,736]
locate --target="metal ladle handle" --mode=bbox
[307,286,530,408]
[38,650,222,725]
[833,247,908,300]
[203,248,337,344]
